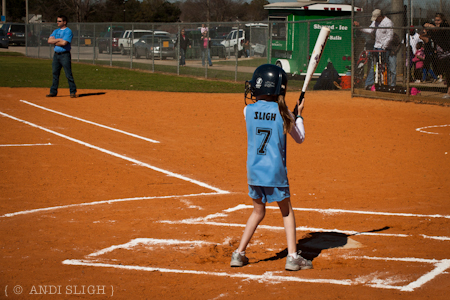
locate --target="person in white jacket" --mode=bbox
[354,9,397,88]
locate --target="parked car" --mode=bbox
[0,27,9,48]
[72,30,94,46]
[97,31,123,53]
[221,23,268,57]
[118,30,170,55]
[38,28,53,46]
[133,35,176,60]
[1,23,26,46]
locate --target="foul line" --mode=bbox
[20,100,160,143]
[0,193,222,218]
[0,143,52,147]
[0,111,229,195]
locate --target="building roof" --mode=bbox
[264,1,362,12]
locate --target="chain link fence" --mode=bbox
[23,21,270,83]
[351,7,450,104]
[9,6,450,104]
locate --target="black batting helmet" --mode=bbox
[245,64,288,102]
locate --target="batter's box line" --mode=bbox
[158,204,450,241]
[61,238,450,292]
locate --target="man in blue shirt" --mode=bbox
[47,15,77,98]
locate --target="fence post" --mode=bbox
[77,23,80,62]
[130,24,134,69]
[177,24,180,75]
[268,22,272,64]
[151,24,155,72]
[234,22,239,82]
[93,24,96,64]
[109,23,113,67]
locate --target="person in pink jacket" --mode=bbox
[412,42,425,83]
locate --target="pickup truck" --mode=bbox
[220,24,268,58]
[118,30,170,55]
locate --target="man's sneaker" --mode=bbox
[285,251,313,271]
[46,93,57,97]
[230,251,249,267]
[70,93,77,98]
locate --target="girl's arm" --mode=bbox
[289,98,305,144]
[289,115,305,144]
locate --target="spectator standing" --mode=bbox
[412,42,425,83]
[200,31,212,67]
[176,29,191,66]
[244,40,251,58]
[420,28,438,83]
[422,13,450,98]
[47,15,77,98]
[354,9,396,88]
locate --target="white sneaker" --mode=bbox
[414,80,421,83]
[285,251,313,271]
[230,251,249,267]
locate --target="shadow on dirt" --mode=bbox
[77,92,106,98]
[257,226,390,263]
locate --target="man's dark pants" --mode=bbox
[50,52,77,95]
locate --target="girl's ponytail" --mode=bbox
[277,95,294,134]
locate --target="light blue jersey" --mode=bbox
[245,100,288,187]
[50,27,73,53]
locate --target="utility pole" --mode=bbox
[2,0,6,23]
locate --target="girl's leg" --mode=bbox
[277,198,297,255]
[237,198,265,252]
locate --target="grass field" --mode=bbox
[0,52,245,93]
[0,52,307,93]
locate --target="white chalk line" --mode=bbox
[0,111,229,196]
[88,238,215,257]
[20,100,160,143]
[226,204,450,220]
[0,143,52,147]
[62,259,354,286]
[416,124,450,135]
[158,205,450,241]
[0,192,222,218]
[63,238,450,291]
[348,256,450,292]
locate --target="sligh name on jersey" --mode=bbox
[254,111,277,121]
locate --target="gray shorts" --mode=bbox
[248,185,290,203]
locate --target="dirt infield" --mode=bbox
[1,87,449,299]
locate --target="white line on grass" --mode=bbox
[20,100,160,143]
[0,111,229,195]
[0,143,52,147]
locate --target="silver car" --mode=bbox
[133,35,176,60]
